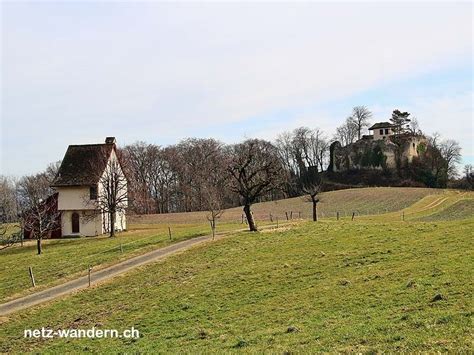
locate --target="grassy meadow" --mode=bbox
[0,222,243,302]
[1,187,438,302]
[0,188,472,352]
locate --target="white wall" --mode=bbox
[98,149,128,209]
[101,210,127,233]
[57,186,96,210]
[61,210,103,236]
[373,127,394,141]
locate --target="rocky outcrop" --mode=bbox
[329,135,427,173]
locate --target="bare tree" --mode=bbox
[300,167,323,222]
[407,117,423,136]
[292,127,318,172]
[334,118,358,146]
[0,176,19,223]
[349,106,372,140]
[0,222,11,251]
[201,146,229,240]
[275,128,328,197]
[464,165,474,190]
[0,212,19,251]
[121,142,155,214]
[275,132,299,197]
[90,159,128,237]
[17,174,60,255]
[0,198,22,250]
[275,131,299,177]
[148,146,176,214]
[439,139,462,179]
[291,127,329,172]
[44,160,62,184]
[203,184,226,240]
[228,139,286,232]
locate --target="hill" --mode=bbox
[131,187,441,224]
[418,199,474,221]
[0,187,443,302]
[0,189,472,352]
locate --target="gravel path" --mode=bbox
[0,233,215,316]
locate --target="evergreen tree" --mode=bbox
[390,109,411,134]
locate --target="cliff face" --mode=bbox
[329,135,427,173]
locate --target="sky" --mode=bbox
[1,1,473,176]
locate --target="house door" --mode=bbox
[72,212,80,233]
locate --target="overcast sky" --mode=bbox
[1,1,472,176]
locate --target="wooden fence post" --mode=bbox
[285,212,289,221]
[298,211,301,219]
[168,226,172,240]
[290,211,293,220]
[337,211,340,221]
[352,212,355,221]
[28,266,36,287]
[120,243,123,253]
[88,265,92,287]
[402,211,405,221]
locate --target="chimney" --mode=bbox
[105,137,116,144]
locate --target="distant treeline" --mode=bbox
[1,107,472,222]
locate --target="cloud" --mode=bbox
[1,1,472,175]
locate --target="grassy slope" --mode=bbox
[1,187,439,303]
[0,222,242,302]
[132,187,440,224]
[419,199,474,221]
[0,200,472,352]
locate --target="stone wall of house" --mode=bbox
[329,135,428,173]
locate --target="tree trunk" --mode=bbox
[312,198,318,222]
[211,218,216,240]
[37,238,42,255]
[243,204,257,232]
[109,211,116,237]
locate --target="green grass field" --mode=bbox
[0,188,472,352]
[419,199,474,221]
[1,187,439,303]
[0,222,243,302]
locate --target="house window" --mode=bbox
[90,185,98,200]
[379,129,384,135]
[385,129,389,135]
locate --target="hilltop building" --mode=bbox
[368,122,396,140]
[329,122,427,173]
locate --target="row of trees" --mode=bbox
[0,106,469,245]
[120,126,332,218]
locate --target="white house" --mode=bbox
[51,137,127,237]
[368,122,396,140]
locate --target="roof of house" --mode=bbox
[51,143,115,187]
[368,122,396,130]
